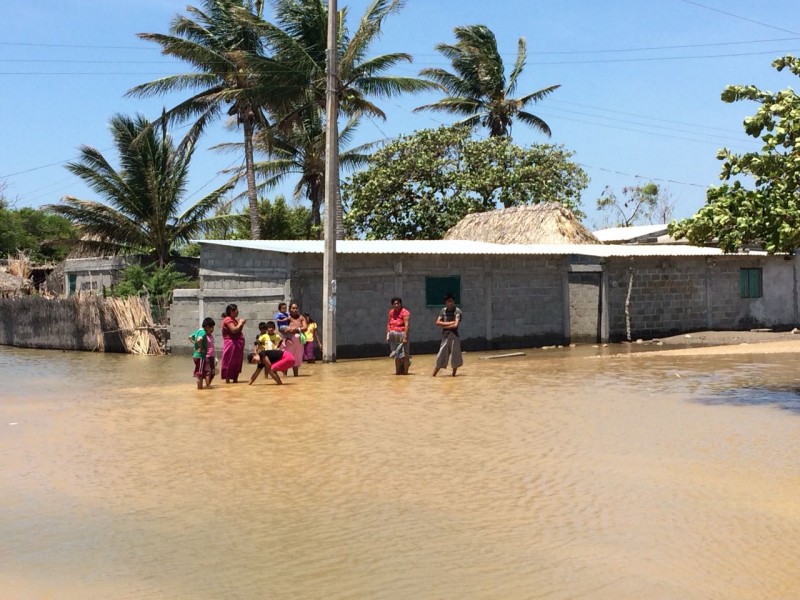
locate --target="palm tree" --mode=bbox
[260,0,435,122]
[415,24,560,138]
[255,112,373,230]
[47,114,234,267]
[215,110,372,231]
[252,0,436,236]
[127,0,277,239]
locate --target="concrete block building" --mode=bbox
[166,240,799,357]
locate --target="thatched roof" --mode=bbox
[444,203,600,245]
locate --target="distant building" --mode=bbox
[62,256,138,296]
[593,224,676,244]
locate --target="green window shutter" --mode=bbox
[750,268,762,298]
[739,268,763,299]
[425,276,461,306]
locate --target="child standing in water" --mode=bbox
[205,319,217,386]
[303,313,320,363]
[274,302,290,335]
[189,317,216,389]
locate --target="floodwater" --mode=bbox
[1,343,799,600]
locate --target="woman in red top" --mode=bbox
[386,296,410,375]
[221,303,247,383]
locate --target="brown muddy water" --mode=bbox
[1,343,799,600]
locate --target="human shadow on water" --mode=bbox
[695,386,800,415]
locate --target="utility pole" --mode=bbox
[322,0,338,362]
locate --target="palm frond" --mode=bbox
[505,37,526,97]
[516,84,561,108]
[516,110,552,136]
[414,97,482,117]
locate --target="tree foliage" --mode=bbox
[129,0,271,239]
[47,114,233,267]
[235,194,315,239]
[0,205,78,263]
[670,55,800,253]
[596,182,675,227]
[133,0,433,240]
[343,126,588,239]
[113,263,195,321]
[415,24,560,137]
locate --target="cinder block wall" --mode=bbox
[166,245,293,353]
[706,256,795,329]
[605,255,798,340]
[201,245,291,290]
[605,257,709,340]
[286,253,567,357]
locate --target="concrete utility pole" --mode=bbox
[322,0,338,362]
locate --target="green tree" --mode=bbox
[113,263,195,321]
[47,114,234,267]
[415,24,560,138]
[670,55,800,253]
[343,126,588,239]
[0,207,76,262]
[242,113,373,230]
[596,182,675,227]
[0,182,79,262]
[235,194,315,239]
[128,0,274,240]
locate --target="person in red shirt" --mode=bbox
[386,297,411,375]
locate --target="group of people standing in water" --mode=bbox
[386,294,463,377]
[189,294,463,389]
[189,301,319,389]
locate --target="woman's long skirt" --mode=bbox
[221,336,245,381]
[283,334,304,370]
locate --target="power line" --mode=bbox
[2,35,797,55]
[534,47,800,65]
[548,100,740,135]
[4,44,799,74]
[677,0,800,37]
[523,36,800,55]
[1,122,195,180]
[576,161,711,189]
[0,41,158,50]
[541,106,745,143]
[535,109,751,149]
[0,159,75,179]
[0,59,175,64]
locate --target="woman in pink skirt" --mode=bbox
[282,302,308,376]
[220,304,247,383]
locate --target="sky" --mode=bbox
[2,0,799,229]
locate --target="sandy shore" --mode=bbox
[624,330,800,357]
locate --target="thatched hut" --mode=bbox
[444,203,600,245]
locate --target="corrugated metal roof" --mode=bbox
[593,224,669,242]
[196,239,734,257]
